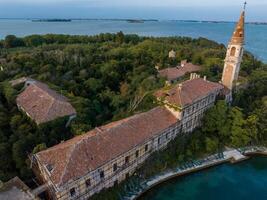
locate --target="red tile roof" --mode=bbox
[16,81,76,125]
[159,63,201,81]
[36,107,178,187]
[155,78,224,108]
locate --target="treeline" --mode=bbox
[0,33,265,184]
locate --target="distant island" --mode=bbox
[32,19,72,22]
[172,20,267,25]
[127,19,145,23]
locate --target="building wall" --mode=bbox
[222,44,244,90]
[180,90,220,133]
[36,88,222,200]
[38,122,182,200]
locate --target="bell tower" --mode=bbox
[221,5,245,90]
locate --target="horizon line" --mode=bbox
[0,17,266,24]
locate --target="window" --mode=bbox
[70,188,76,197]
[186,120,192,128]
[100,170,104,179]
[126,173,130,179]
[230,47,236,56]
[125,156,129,164]
[113,163,117,172]
[166,133,169,139]
[85,179,91,188]
[135,150,139,158]
[187,108,190,114]
[114,180,118,186]
[145,144,148,152]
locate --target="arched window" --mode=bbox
[230,47,236,56]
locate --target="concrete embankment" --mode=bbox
[127,147,266,200]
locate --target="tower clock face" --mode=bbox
[223,64,234,88]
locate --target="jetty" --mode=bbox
[120,146,267,200]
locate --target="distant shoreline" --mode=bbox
[32,19,72,22]
[0,18,266,25]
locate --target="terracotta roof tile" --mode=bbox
[159,63,201,81]
[16,81,76,124]
[36,107,178,187]
[155,78,224,107]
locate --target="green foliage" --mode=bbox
[3,35,25,48]
[32,143,47,154]
[0,82,18,106]
[0,33,265,185]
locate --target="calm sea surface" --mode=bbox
[139,157,267,200]
[0,19,266,62]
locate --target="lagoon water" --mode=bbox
[139,157,267,200]
[0,19,266,62]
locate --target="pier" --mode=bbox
[120,146,267,200]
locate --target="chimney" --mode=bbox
[165,81,171,87]
[190,73,194,80]
[181,59,187,67]
[178,84,182,91]
[204,76,207,81]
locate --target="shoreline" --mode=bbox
[121,147,267,200]
[0,18,266,25]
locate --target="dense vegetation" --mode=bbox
[0,33,266,191]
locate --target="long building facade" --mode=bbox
[33,9,245,200]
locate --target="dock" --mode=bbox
[121,147,266,200]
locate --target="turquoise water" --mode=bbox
[139,157,267,200]
[0,19,266,62]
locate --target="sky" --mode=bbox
[0,0,267,21]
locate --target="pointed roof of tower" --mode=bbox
[230,10,245,44]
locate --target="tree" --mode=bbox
[202,100,230,145]
[228,107,249,147]
[205,137,219,153]
[115,31,125,44]
[245,115,259,145]
[4,35,25,48]
[24,35,45,47]
[32,143,47,154]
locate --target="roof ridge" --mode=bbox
[34,81,67,102]
[32,83,55,101]
[102,110,148,132]
[43,98,56,122]
[58,137,86,185]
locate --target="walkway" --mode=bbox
[120,146,267,200]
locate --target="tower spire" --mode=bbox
[230,8,245,45]
[221,5,246,93]
[243,2,247,10]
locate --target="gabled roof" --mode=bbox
[155,78,224,108]
[159,63,201,81]
[36,107,178,187]
[16,81,76,125]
